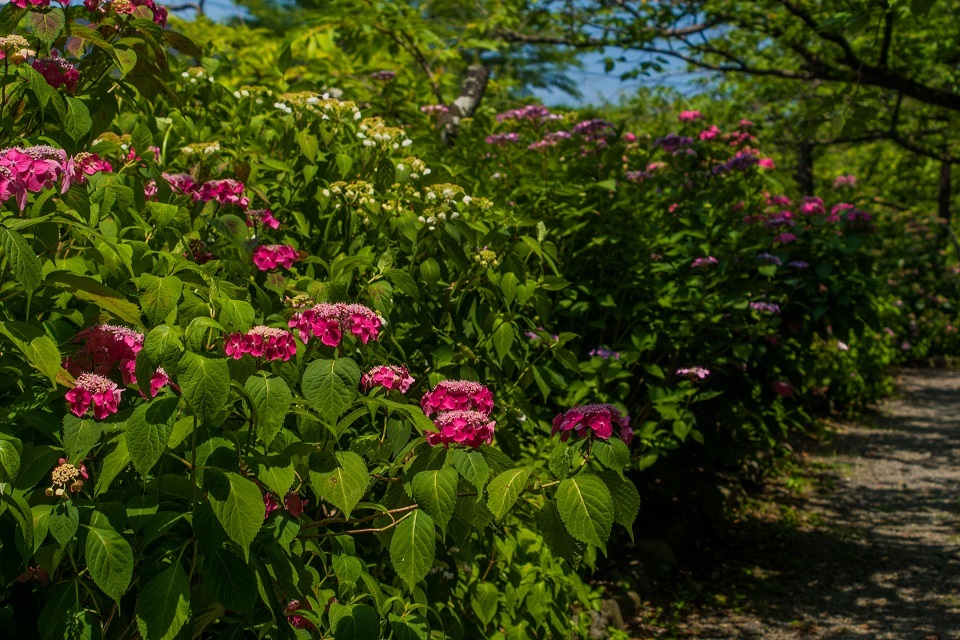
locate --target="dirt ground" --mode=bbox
[631,369,960,640]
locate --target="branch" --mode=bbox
[437,64,490,145]
[879,5,894,68]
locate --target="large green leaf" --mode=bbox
[450,448,489,500]
[0,321,67,386]
[410,468,457,534]
[43,272,141,325]
[49,504,79,548]
[63,415,102,462]
[0,226,43,291]
[309,451,369,519]
[486,468,530,520]
[302,358,360,423]
[556,474,614,548]
[136,564,191,640]
[1,492,33,560]
[245,373,291,446]
[135,325,184,386]
[252,454,295,498]
[471,583,499,627]
[388,613,430,640]
[139,274,183,326]
[95,438,130,496]
[0,435,22,483]
[84,525,134,601]
[592,438,630,478]
[538,501,583,567]
[177,352,230,425]
[202,548,257,613]
[204,469,264,557]
[491,320,515,363]
[332,603,379,639]
[598,470,640,539]
[124,396,178,475]
[217,296,255,333]
[29,8,64,45]
[389,509,435,591]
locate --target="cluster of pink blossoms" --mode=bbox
[676,366,711,380]
[66,373,123,420]
[253,244,300,271]
[362,365,414,394]
[678,110,703,122]
[0,146,111,210]
[198,178,249,209]
[264,490,308,520]
[83,0,169,27]
[691,256,718,268]
[422,380,496,449]
[32,55,79,93]
[284,600,315,630]
[552,403,633,445]
[224,326,297,362]
[246,208,280,229]
[288,303,381,346]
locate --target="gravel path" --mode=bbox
[635,369,960,639]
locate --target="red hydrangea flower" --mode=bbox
[66,373,122,420]
[64,324,143,379]
[62,152,112,191]
[288,302,381,346]
[362,365,414,394]
[32,55,79,93]
[284,600,315,630]
[284,492,308,517]
[198,178,249,209]
[224,326,297,361]
[252,244,300,270]
[0,145,66,210]
[112,0,169,27]
[421,380,494,417]
[425,410,496,449]
[552,403,633,445]
[163,172,198,197]
[771,380,794,398]
[263,491,280,519]
[798,197,825,216]
[246,208,280,229]
[145,368,170,398]
[11,0,51,8]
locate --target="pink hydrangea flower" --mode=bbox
[263,491,280,519]
[770,380,794,398]
[64,324,143,379]
[758,158,775,169]
[420,104,449,115]
[699,125,721,140]
[678,110,702,122]
[425,410,496,449]
[485,132,520,146]
[284,600,315,630]
[252,244,300,270]
[163,172,198,197]
[676,367,710,380]
[147,368,171,398]
[224,326,297,361]
[691,256,718,268]
[288,302,381,346]
[113,0,169,27]
[66,373,123,420]
[552,403,633,444]
[246,208,280,229]
[749,301,781,315]
[833,174,857,189]
[0,145,66,210]
[32,55,79,93]
[198,178,249,209]
[799,197,825,216]
[362,365,414,393]
[421,380,494,417]
[11,0,51,8]
[774,232,798,244]
[62,152,112,191]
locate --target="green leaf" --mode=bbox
[217,297,255,333]
[450,448,489,500]
[49,504,79,547]
[385,268,420,301]
[388,613,430,640]
[63,415,102,462]
[0,321,67,386]
[177,352,230,425]
[202,548,258,613]
[245,374,292,446]
[592,438,630,478]
[549,442,574,480]
[302,358,361,423]
[491,320,515,363]
[0,227,43,291]
[472,583,499,627]
[598,471,640,539]
[538,501,583,567]
[139,274,183,326]
[30,8,65,45]
[64,97,92,140]
[910,0,936,16]
[136,563,191,640]
[204,469,264,558]
[1,492,33,560]
[486,468,530,520]
[419,258,441,289]
[95,437,129,496]
[0,435,22,483]
[43,273,141,325]
[309,451,369,519]
[135,325,183,386]
[84,525,134,601]
[556,474,614,548]
[332,603,379,639]
[410,468,457,533]
[162,30,202,58]
[124,396,178,475]
[19,64,65,117]
[252,454,295,498]
[389,509,435,591]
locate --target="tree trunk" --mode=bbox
[438,65,490,146]
[796,142,815,197]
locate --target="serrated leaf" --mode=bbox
[419,258,441,290]
[472,582,499,627]
[95,437,129,496]
[43,273,141,325]
[556,474,614,548]
[450,448,489,500]
[302,358,360,423]
[389,509,435,591]
[309,451,369,519]
[49,504,79,547]
[333,603,379,639]
[217,297,255,333]
[135,325,183,387]
[202,547,257,613]
[177,352,229,425]
[598,471,640,539]
[410,468,457,533]
[136,563,190,640]
[204,469,264,558]
[30,8,65,45]
[0,320,67,386]
[549,442,574,480]
[63,414,102,462]
[0,227,43,291]
[592,438,630,478]
[491,320,515,363]
[0,435,22,483]
[245,374,291,446]
[139,274,182,326]
[65,96,92,140]
[538,501,583,567]
[84,525,133,601]
[124,396,178,475]
[388,613,430,640]
[252,454,294,497]
[486,468,530,520]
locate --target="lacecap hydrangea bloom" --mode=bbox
[252,244,300,271]
[288,302,381,346]
[425,410,496,449]
[420,380,494,417]
[552,403,633,444]
[676,367,711,380]
[362,365,414,394]
[66,373,123,420]
[224,326,297,361]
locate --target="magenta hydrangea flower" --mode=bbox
[147,368,171,398]
[284,600,315,630]
[774,232,798,244]
[678,110,703,122]
[163,172,198,198]
[421,380,494,417]
[425,410,496,449]
[552,403,633,445]
[252,244,300,270]
[113,0,169,27]
[699,125,721,140]
[11,0,51,7]
[61,152,111,192]
[224,326,297,361]
[770,380,794,398]
[749,301,781,315]
[691,256,718,268]
[66,373,123,420]
[496,105,559,122]
[64,324,143,379]
[32,56,79,93]
[485,132,520,146]
[0,146,66,210]
[676,367,710,380]
[420,104,448,115]
[288,302,381,346]
[198,178,249,209]
[799,197,825,216]
[246,208,280,229]
[833,174,857,189]
[362,365,414,393]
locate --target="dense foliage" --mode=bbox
[0,2,956,639]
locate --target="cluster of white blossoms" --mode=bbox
[232,85,271,104]
[397,156,431,180]
[323,181,376,208]
[180,141,221,156]
[181,67,213,84]
[357,117,412,149]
